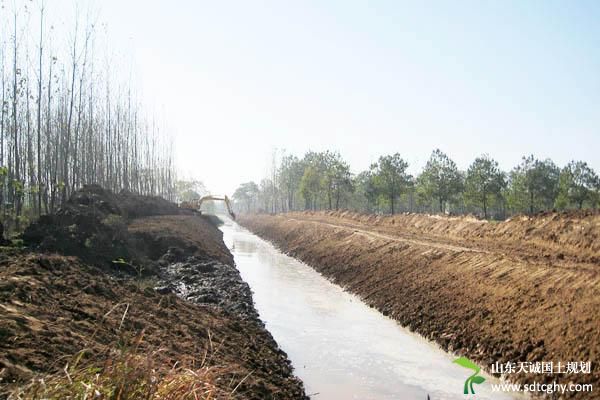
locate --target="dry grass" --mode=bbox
[1,247,305,399]
[9,331,241,400]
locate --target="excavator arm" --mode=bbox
[180,195,236,220]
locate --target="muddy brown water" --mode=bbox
[221,219,524,400]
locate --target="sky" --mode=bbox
[47,0,600,194]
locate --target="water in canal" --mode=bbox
[221,220,522,400]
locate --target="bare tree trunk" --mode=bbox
[529,191,534,214]
[72,29,89,193]
[482,191,488,218]
[0,43,6,220]
[62,18,79,204]
[12,12,21,230]
[36,3,44,215]
[0,2,176,224]
[46,54,54,214]
[26,83,35,214]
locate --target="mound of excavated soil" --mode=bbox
[2,187,307,399]
[128,215,234,266]
[309,209,600,263]
[128,216,258,318]
[21,185,182,268]
[240,211,600,399]
[0,252,304,399]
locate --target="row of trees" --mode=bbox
[0,2,176,231]
[233,150,599,219]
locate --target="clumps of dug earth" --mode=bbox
[21,184,181,268]
[1,186,307,399]
[156,247,258,319]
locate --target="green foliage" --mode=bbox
[28,185,40,194]
[369,153,411,214]
[351,171,378,212]
[234,148,599,217]
[507,155,559,214]
[13,179,24,195]
[278,155,304,210]
[464,155,506,218]
[324,153,354,210]
[417,149,463,213]
[233,181,260,212]
[0,166,8,180]
[299,165,323,210]
[555,161,599,209]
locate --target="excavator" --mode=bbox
[180,195,236,220]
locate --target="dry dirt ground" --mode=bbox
[0,187,306,399]
[239,210,600,399]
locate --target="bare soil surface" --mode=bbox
[128,215,234,266]
[0,187,306,399]
[239,210,600,398]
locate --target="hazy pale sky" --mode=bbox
[55,0,600,194]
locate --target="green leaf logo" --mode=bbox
[453,356,486,394]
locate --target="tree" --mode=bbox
[369,153,410,214]
[348,171,377,212]
[11,9,21,228]
[35,1,45,215]
[317,151,347,210]
[464,155,506,218]
[278,155,303,211]
[417,149,463,213]
[0,2,177,233]
[331,160,353,210]
[259,178,275,212]
[233,181,259,212]
[318,152,353,210]
[247,149,599,218]
[507,155,559,214]
[299,165,322,210]
[299,151,330,210]
[555,161,599,209]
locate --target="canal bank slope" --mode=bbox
[239,211,600,398]
[1,186,306,399]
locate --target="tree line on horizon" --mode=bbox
[232,149,599,219]
[0,2,176,233]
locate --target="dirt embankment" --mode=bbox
[239,211,600,398]
[1,186,307,399]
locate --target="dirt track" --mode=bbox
[239,210,600,398]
